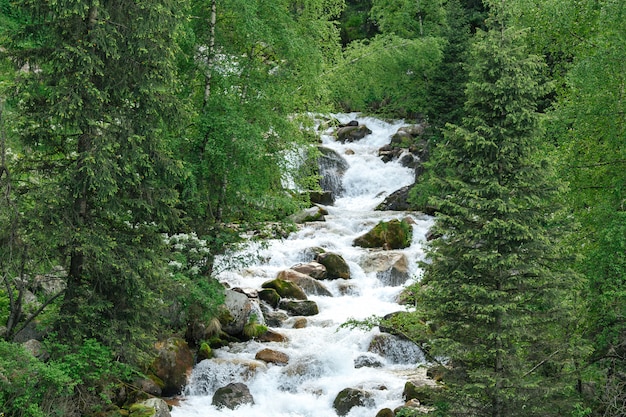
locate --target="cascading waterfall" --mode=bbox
[171,113,434,417]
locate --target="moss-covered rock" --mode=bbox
[333,388,374,416]
[261,278,307,300]
[150,337,194,397]
[353,218,413,250]
[403,381,443,406]
[197,342,213,362]
[277,269,332,297]
[375,408,395,417]
[258,288,281,308]
[278,299,319,316]
[128,398,170,417]
[315,252,350,279]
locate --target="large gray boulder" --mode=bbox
[360,252,411,286]
[212,382,255,409]
[336,124,372,143]
[221,289,266,336]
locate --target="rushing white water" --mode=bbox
[171,114,434,417]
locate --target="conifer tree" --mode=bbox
[8,0,185,361]
[417,8,578,417]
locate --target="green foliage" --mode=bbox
[371,0,447,38]
[327,33,444,117]
[163,232,225,330]
[338,0,378,46]
[48,338,134,390]
[417,14,579,416]
[243,314,268,339]
[546,1,626,413]
[0,340,75,417]
[177,0,343,228]
[5,0,186,364]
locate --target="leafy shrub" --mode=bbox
[0,340,75,417]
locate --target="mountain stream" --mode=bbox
[171,114,434,417]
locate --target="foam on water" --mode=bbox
[171,114,434,417]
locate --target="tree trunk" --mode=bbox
[203,0,217,105]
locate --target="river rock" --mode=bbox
[129,398,171,417]
[375,185,413,211]
[279,299,319,316]
[151,337,194,396]
[315,252,350,279]
[336,124,372,143]
[318,146,349,200]
[289,205,327,223]
[309,190,334,205]
[257,329,288,343]
[212,382,255,409]
[354,353,384,369]
[221,289,266,336]
[368,333,425,364]
[261,305,289,327]
[262,278,308,300]
[375,408,395,417]
[290,261,327,279]
[277,269,332,296]
[426,364,448,382]
[255,348,290,365]
[403,380,442,406]
[293,317,308,328]
[284,355,324,378]
[134,377,162,397]
[333,388,375,416]
[354,355,384,368]
[258,288,281,308]
[360,252,410,286]
[353,218,413,250]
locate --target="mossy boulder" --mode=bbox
[277,269,332,297]
[129,399,171,417]
[375,408,395,417]
[261,278,307,300]
[333,388,375,416]
[353,218,413,250]
[258,288,281,308]
[278,299,319,316]
[403,381,443,406]
[197,342,213,362]
[150,337,194,396]
[315,252,350,279]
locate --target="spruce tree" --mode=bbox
[417,9,578,417]
[8,0,184,361]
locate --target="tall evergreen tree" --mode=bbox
[8,0,184,361]
[416,8,579,417]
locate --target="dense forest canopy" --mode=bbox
[0,0,624,416]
